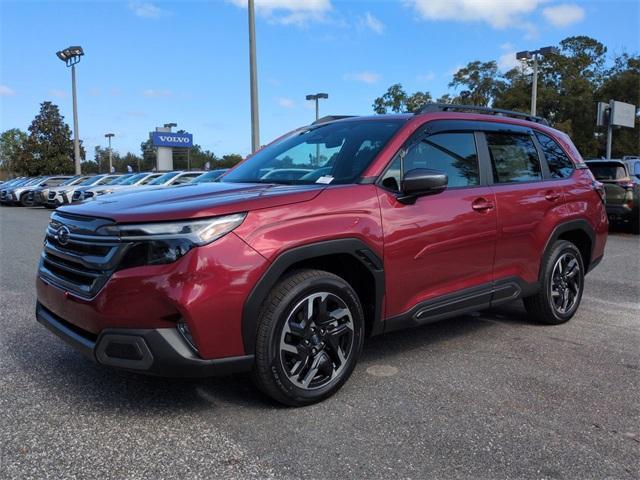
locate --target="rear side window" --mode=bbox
[535,132,574,179]
[587,162,628,180]
[381,132,479,191]
[486,133,542,183]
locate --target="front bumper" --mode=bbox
[36,302,254,377]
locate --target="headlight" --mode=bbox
[99,213,247,246]
[99,213,247,269]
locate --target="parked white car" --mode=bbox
[81,172,163,198]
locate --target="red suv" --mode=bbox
[36,105,608,406]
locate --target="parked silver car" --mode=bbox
[4,176,70,206]
[81,172,163,198]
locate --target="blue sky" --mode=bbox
[1,0,638,158]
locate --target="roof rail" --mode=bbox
[312,115,357,125]
[418,103,549,126]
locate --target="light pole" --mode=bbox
[516,46,558,117]
[56,46,84,175]
[306,93,329,166]
[248,0,260,153]
[104,133,115,173]
[306,93,329,121]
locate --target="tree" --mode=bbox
[373,84,432,114]
[449,61,504,106]
[0,128,27,174]
[16,101,85,175]
[219,154,244,168]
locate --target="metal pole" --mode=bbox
[187,148,191,171]
[108,136,113,173]
[531,54,538,117]
[248,0,260,152]
[606,100,614,160]
[71,64,81,174]
[315,98,320,165]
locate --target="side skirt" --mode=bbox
[383,277,539,334]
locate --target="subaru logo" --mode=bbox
[55,226,71,245]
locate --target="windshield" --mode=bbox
[587,163,628,180]
[111,174,140,185]
[79,175,101,186]
[61,176,81,186]
[222,119,405,185]
[191,170,227,183]
[149,171,180,185]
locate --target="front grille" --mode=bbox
[0,190,6,200]
[39,212,129,298]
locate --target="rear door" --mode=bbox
[483,128,566,286]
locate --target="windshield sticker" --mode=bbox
[316,176,334,184]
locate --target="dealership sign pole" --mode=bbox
[151,130,193,171]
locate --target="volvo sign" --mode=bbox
[151,132,193,148]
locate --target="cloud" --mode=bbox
[0,85,16,96]
[406,0,541,29]
[142,89,172,97]
[417,72,435,81]
[128,1,167,19]
[228,0,332,26]
[277,97,295,109]
[497,42,519,71]
[344,71,380,84]
[498,51,520,71]
[49,89,68,98]
[542,4,585,27]
[358,12,385,34]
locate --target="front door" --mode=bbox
[378,130,498,325]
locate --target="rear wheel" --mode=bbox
[253,269,364,406]
[524,240,584,325]
[631,211,639,235]
[20,193,31,207]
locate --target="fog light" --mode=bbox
[177,320,198,352]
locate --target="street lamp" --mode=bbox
[516,46,559,117]
[306,93,329,121]
[56,46,85,175]
[248,0,260,153]
[104,133,115,173]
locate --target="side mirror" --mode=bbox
[398,168,448,204]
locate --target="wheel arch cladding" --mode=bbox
[545,220,594,273]
[241,239,384,354]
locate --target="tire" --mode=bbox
[253,269,364,407]
[20,193,31,207]
[631,211,640,235]
[524,240,585,325]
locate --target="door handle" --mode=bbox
[545,191,561,201]
[472,198,494,212]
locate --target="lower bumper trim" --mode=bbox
[36,302,254,377]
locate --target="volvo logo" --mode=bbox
[55,226,71,245]
[158,135,190,143]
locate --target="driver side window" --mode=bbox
[381,132,480,192]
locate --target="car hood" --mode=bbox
[59,182,326,222]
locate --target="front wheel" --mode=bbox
[253,269,364,406]
[524,240,585,325]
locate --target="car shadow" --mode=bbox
[9,300,536,411]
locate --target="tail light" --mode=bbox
[593,181,606,204]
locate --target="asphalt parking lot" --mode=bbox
[0,206,638,480]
